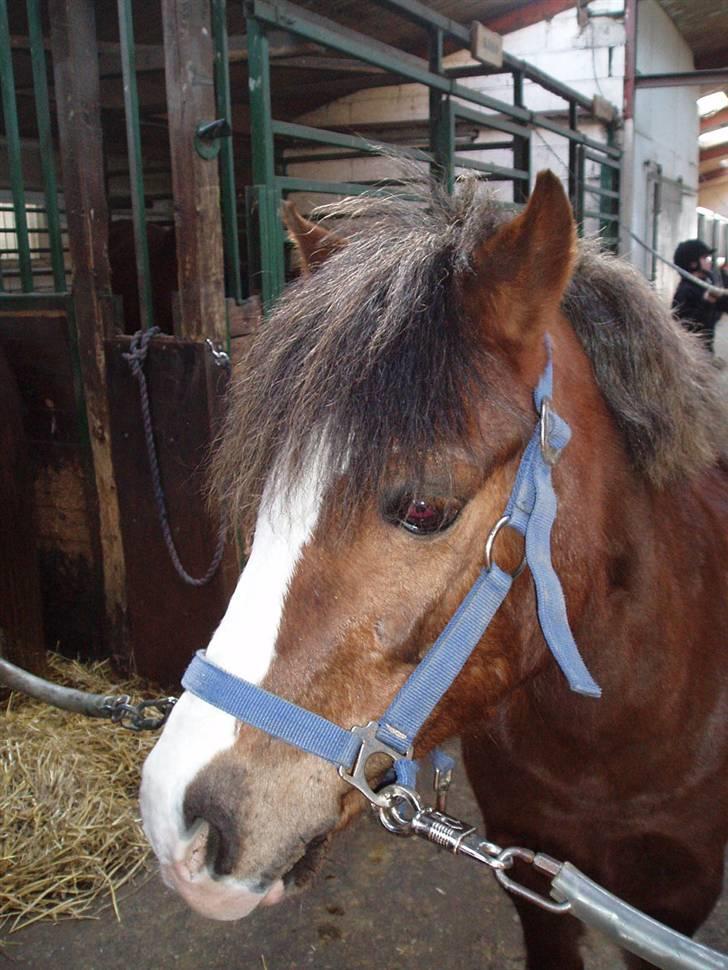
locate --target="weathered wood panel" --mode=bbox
[0,306,105,660]
[161,0,227,344]
[0,344,46,676]
[106,336,237,687]
[50,0,129,660]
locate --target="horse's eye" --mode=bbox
[386,495,461,536]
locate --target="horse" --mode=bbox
[140,171,728,969]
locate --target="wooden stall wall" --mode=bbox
[106,336,237,688]
[0,298,105,661]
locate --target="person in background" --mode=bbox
[671,239,727,357]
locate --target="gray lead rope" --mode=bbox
[123,327,227,587]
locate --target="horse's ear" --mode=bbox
[282,200,345,274]
[467,171,576,346]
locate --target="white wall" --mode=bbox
[628,0,698,296]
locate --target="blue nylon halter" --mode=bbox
[182,336,601,793]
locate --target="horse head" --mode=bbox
[139,172,607,920]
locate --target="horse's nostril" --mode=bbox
[185,820,212,879]
[183,763,246,878]
[183,811,239,878]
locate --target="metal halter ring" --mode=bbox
[377,784,425,836]
[484,515,527,579]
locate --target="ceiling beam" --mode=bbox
[483,0,576,35]
[695,50,728,71]
[700,144,728,163]
[700,107,728,133]
[636,69,728,89]
[700,167,728,184]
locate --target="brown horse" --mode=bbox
[140,172,728,969]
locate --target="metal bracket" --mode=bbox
[194,118,232,160]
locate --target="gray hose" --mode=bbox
[0,655,113,717]
[550,862,728,970]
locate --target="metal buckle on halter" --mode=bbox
[539,397,561,467]
[484,515,527,579]
[338,722,413,809]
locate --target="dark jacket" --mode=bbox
[672,273,728,344]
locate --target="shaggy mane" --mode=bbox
[211,178,727,532]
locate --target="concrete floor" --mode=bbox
[3,325,728,970]
[2,743,727,970]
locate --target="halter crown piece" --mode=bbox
[182,335,601,804]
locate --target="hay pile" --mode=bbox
[1,654,161,933]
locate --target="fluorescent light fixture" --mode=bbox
[697,91,728,116]
[699,126,728,149]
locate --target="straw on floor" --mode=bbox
[1,653,160,934]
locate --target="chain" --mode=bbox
[100,694,177,732]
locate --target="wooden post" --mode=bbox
[49,0,128,660]
[162,0,227,343]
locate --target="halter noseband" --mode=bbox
[182,336,600,808]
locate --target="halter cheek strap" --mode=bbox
[182,335,601,800]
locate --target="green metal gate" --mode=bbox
[228,0,622,310]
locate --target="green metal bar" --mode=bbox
[367,0,600,114]
[512,70,530,204]
[371,0,615,117]
[458,140,514,152]
[0,246,61,254]
[567,102,578,211]
[431,89,455,193]
[584,184,620,199]
[573,144,586,235]
[27,0,66,292]
[117,0,154,330]
[428,25,446,185]
[535,115,621,159]
[247,17,282,309]
[277,176,419,197]
[0,0,33,292]
[600,124,620,253]
[272,120,433,161]
[0,291,71,310]
[451,102,530,140]
[247,17,275,186]
[583,209,619,222]
[453,155,528,181]
[212,0,243,304]
[284,149,374,165]
[370,0,470,45]
[251,0,530,122]
[582,149,621,170]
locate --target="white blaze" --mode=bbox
[140,452,329,894]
